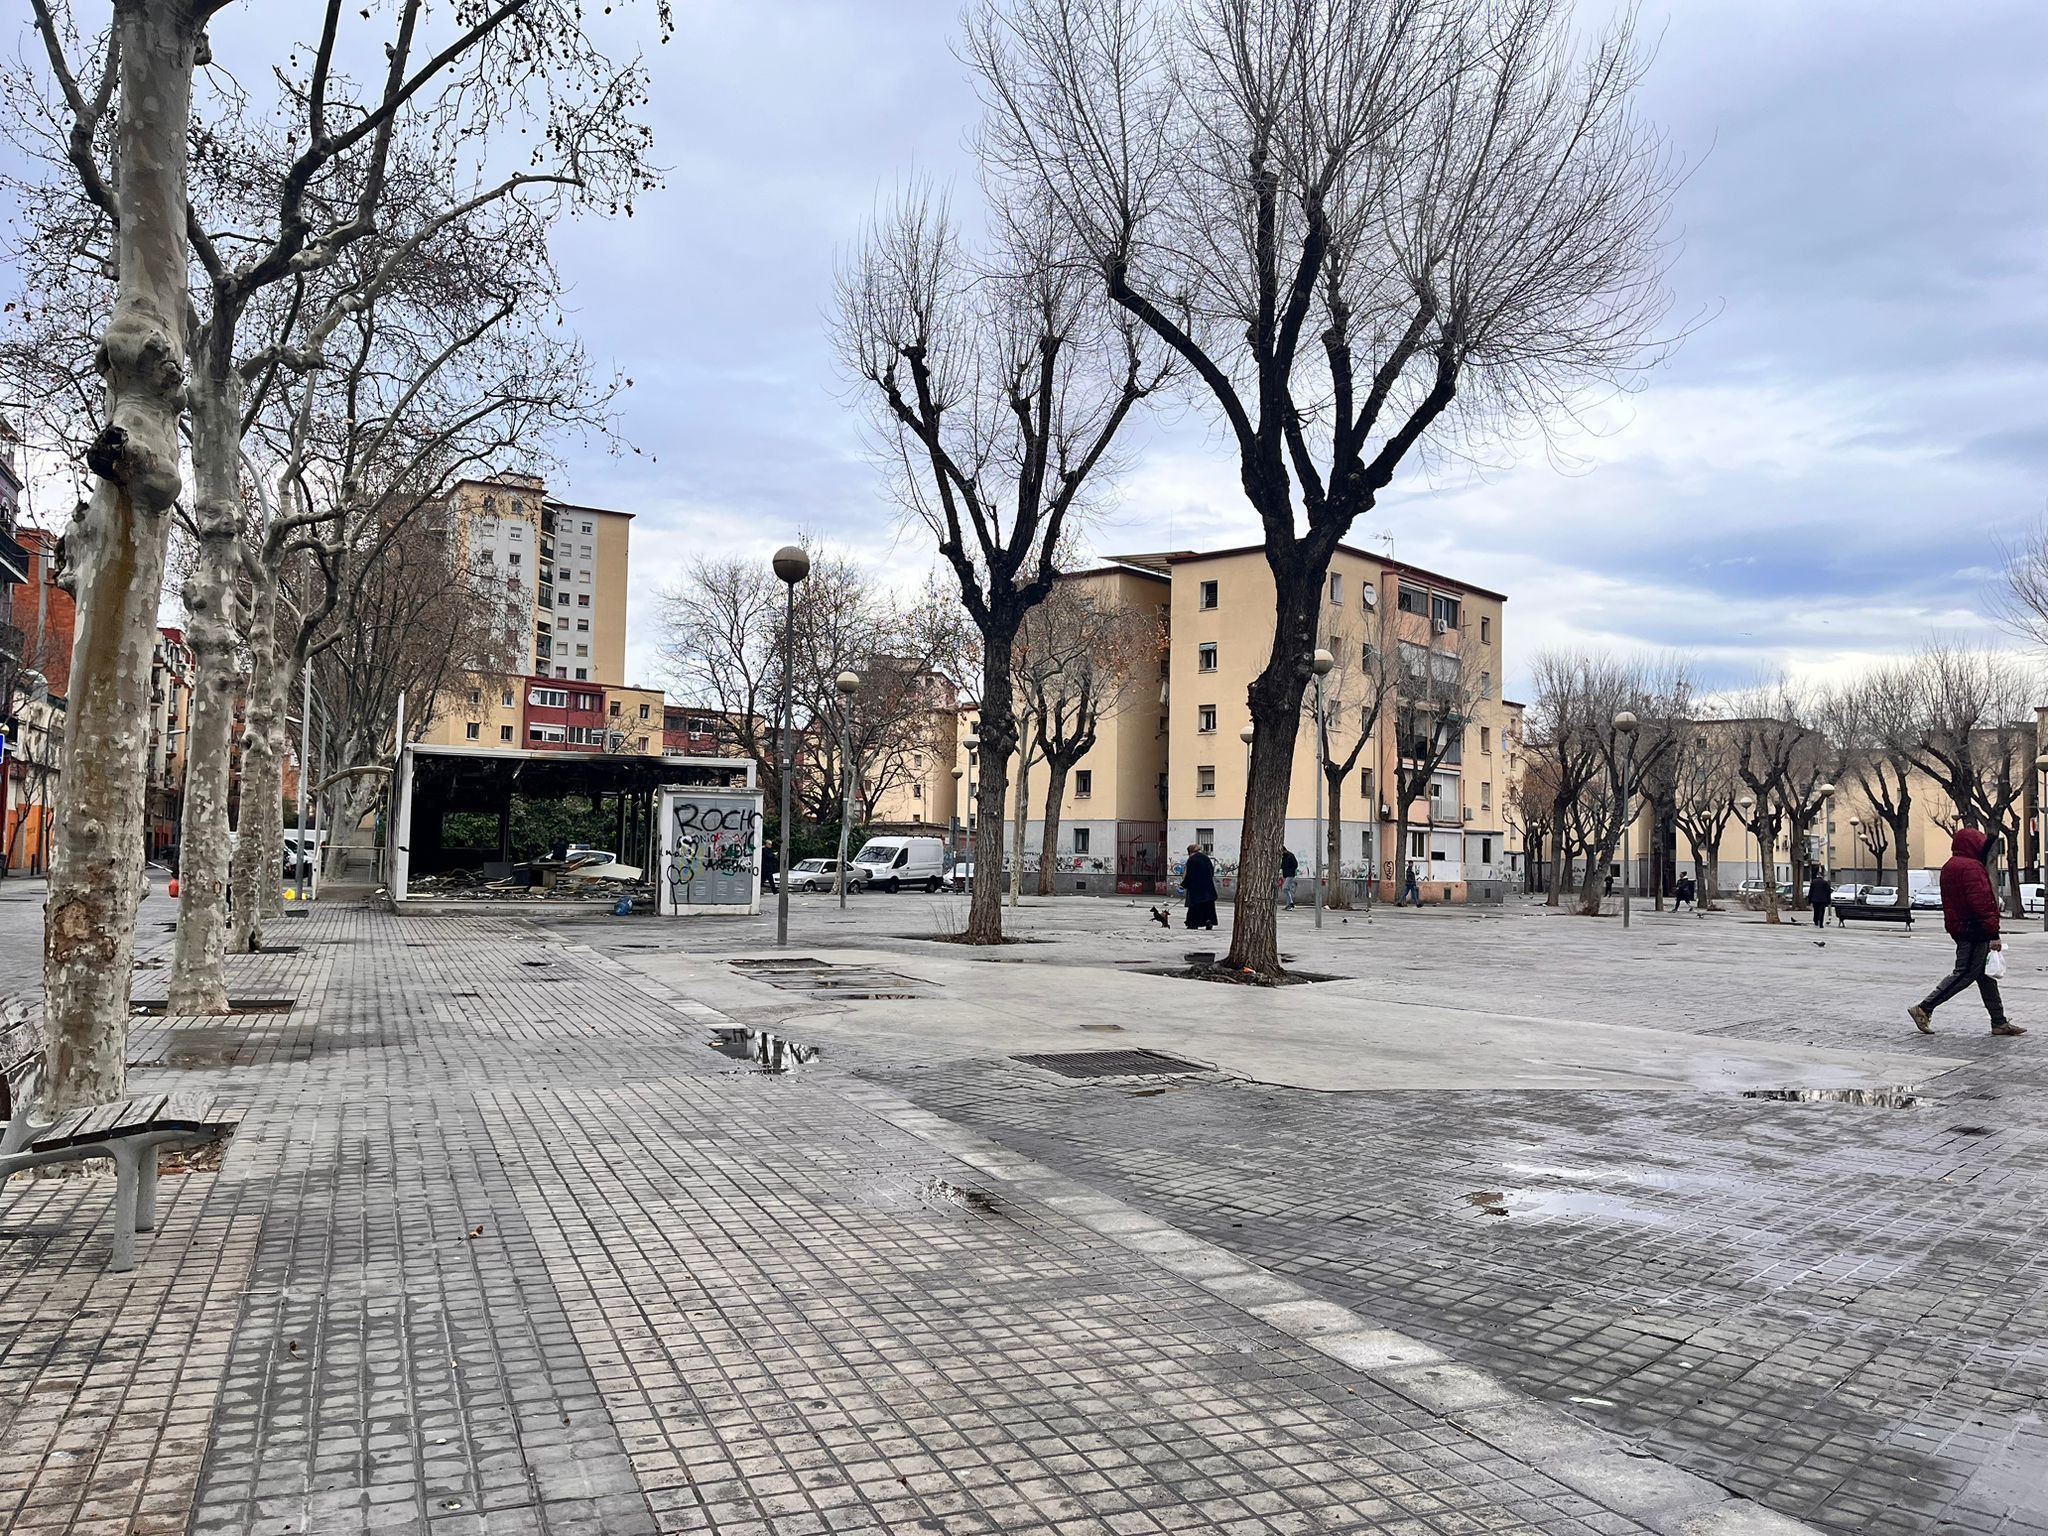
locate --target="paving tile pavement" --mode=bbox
[0,905,1767,1535]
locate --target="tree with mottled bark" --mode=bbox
[1668,717,1739,910]
[1726,686,1830,924]
[1904,646,2038,914]
[833,186,1165,944]
[1821,670,1916,907]
[18,0,665,1097]
[969,0,1681,970]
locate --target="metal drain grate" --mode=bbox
[1013,1048,1213,1079]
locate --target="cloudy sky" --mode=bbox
[13,1,2048,699]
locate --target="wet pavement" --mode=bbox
[568,891,2048,1535]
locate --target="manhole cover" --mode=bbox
[1013,1049,1213,1079]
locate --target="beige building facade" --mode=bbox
[954,546,1514,897]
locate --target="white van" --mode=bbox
[851,835,946,893]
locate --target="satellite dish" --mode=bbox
[1361,585,1377,609]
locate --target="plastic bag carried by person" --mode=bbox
[1985,948,2008,980]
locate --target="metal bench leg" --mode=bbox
[134,1143,160,1233]
[108,1144,140,1273]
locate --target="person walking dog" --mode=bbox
[1181,845,1219,931]
[1910,828,2025,1037]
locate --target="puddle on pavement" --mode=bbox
[1741,1086,1919,1108]
[729,956,932,1001]
[918,1177,996,1213]
[711,1026,821,1073]
[1948,1125,1994,1136]
[1459,1187,1673,1225]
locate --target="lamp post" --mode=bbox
[1310,648,1333,928]
[1738,794,1755,891]
[834,670,860,908]
[1614,710,1638,928]
[2036,753,2048,930]
[1849,816,1862,882]
[949,766,963,870]
[1815,782,1835,880]
[771,545,810,945]
[963,732,980,886]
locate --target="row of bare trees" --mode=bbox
[836,0,1681,961]
[1521,646,2043,925]
[6,0,664,1111]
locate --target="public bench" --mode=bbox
[1835,902,1914,927]
[0,1007,236,1272]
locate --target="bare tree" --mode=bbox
[658,548,968,833]
[1726,684,1833,924]
[833,186,1165,943]
[1015,581,1163,892]
[1389,629,1487,901]
[969,0,1680,970]
[18,0,664,1104]
[1902,646,2038,913]
[1308,596,1398,908]
[1668,717,1739,910]
[1822,670,1916,906]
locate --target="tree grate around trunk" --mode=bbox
[1012,1049,1214,1080]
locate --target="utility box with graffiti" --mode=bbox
[655,785,765,915]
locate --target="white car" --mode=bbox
[785,858,867,893]
[1859,886,1901,907]
[1911,885,1943,911]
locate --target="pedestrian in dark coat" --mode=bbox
[1674,873,1696,911]
[1808,872,1832,928]
[1911,828,2024,1036]
[1181,844,1219,930]
[1280,847,1299,910]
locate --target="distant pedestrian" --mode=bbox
[761,843,780,893]
[1280,847,1299,910]
[1910,828,2025,1037]
[1674,873,1696,911]
[1808,871,1832,929]
[1181,844,1218,931]
[1398,864,1422,906]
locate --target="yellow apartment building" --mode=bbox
[953,546,1514,898]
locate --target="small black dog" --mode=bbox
[1149,906,1171,928]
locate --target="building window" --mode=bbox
[1481,836,1494,863]
[1359,769,1374,803]
[911,782,924,799]
[576,619,590,632]
[509,526,523,541]
[499,724,513,742]
[1480,671,1492,699]
[1480,615,1491,644]
[608,699,621,715]
[465,721,480,740]
[1197,765,1216,796]
[638,702,651,720]
[529,725,566,743]
[1073,827,1091,854]
[1198,643,1218,673]
[1398,584,1427,615]
[579,569,592,584]
[508,552,521,568]
[530,688,568,708]
[557,591,570,606]
[1481,781,1492,810]
[581,544,593,558]
[1480,726,1492,754]
[581,521,593,534]
[1409,830,1427,859]
[1075,770,1092,798]
[577,594,590,607]
[501,687,514,707]
[575,644,589,657]
[479,548,494,563]
[1198,705,1217,733]
[1195,827,1214,852]
[468,688,481,706]
[1328,571,1342,605]
[1199,579,1218,610]
[1432,594,1461,630]
[574,668,588,681]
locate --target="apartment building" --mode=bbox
[419,472,656,754]
[954,545,1513,898]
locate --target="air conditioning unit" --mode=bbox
[1462,808,1475,821]
[1431,617,1449,636]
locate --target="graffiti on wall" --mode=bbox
[665,796,761,908]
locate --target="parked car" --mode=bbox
[851,835,947,893]
[1911,884,1943,910]
[1829,883,1866,906]
[950,860,974,892]
[1859,886,1901,907]
[785,858,867,893]
[2022,882,2045,914]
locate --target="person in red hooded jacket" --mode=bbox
[1910,827,2026,1036]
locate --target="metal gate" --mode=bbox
[1116,820,1166,894]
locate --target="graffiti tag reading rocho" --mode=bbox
[657,788,764,913]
